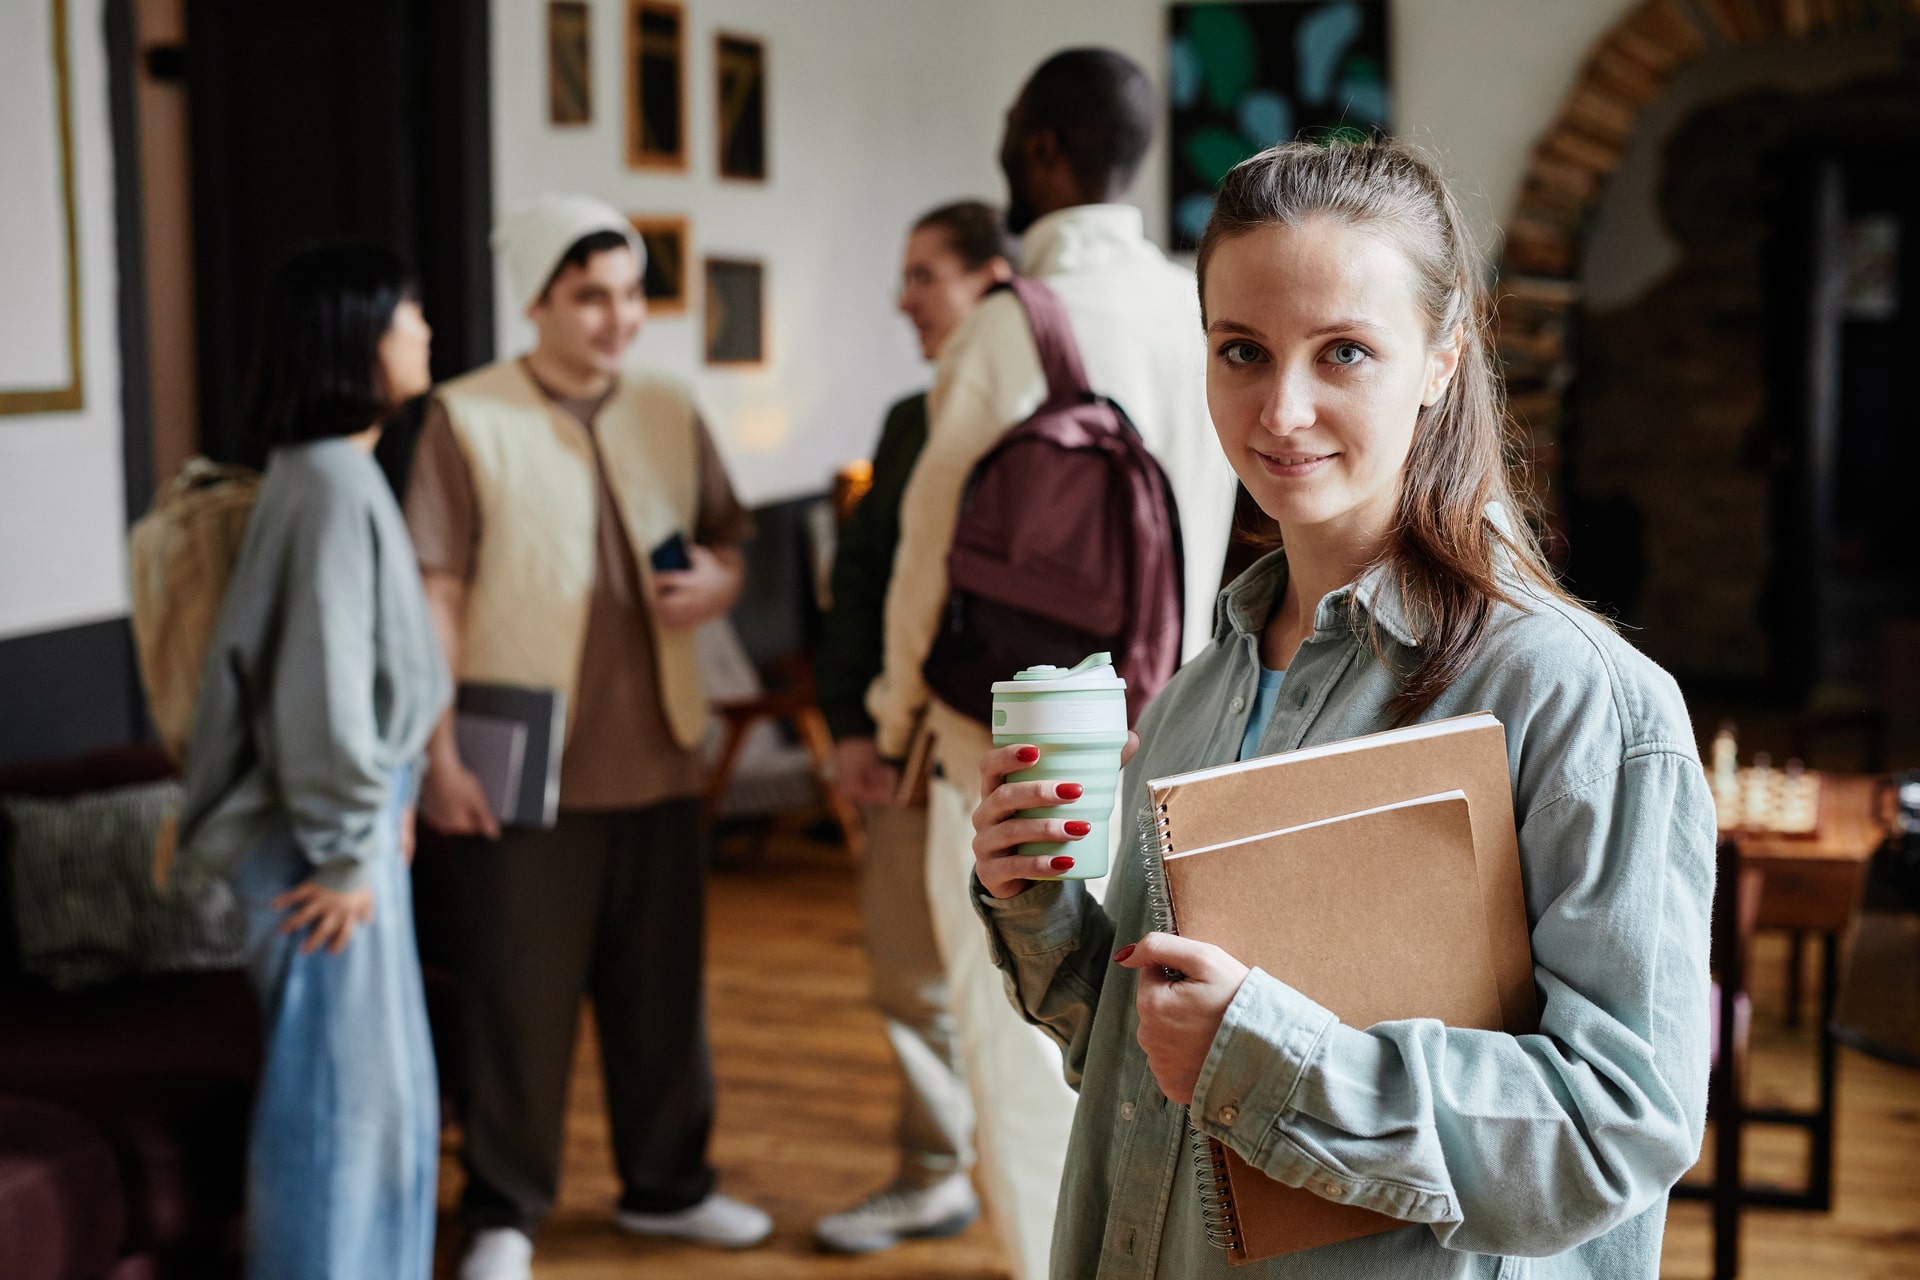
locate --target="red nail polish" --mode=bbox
[1113,944,1136,963]
[1065,820,1091,837]
[1016,746,1040,764]
[1050,855,1076,871]
[1058,782,1084,800]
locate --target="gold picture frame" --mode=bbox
[548,1,592,126]
[625,0,686,171]
[714,32,766,182]
[703,257,765,367]
[1,0,83,416]
[629,215,689,316]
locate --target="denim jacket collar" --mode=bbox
[1210,503,1524,652]
[1213,550,1423,651]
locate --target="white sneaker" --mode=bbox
[616,1192,773,1249]
[813,1173,980,1255]
[459,1227,533,1280]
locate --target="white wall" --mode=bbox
[0,0,1643,642]
[489,0,1173,506]
[0,0,128,641]
[490,0,1640,507]
[1394,0,1638,255]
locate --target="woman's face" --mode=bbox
[1202,218,1459,548]
[378,298,434,405]
[898,227,1007,361]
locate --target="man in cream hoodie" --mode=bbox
[864,48,1238,1280]
[407,196,768,1280]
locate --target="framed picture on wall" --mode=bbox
[625,0,685,170]
[629,215,690,316]
[715,32,766,181]
[1166,0,1390,249]
[1,0,83,415]
[704,258,764,365]
[547,1,591,125]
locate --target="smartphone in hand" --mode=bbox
[650,532,691,573]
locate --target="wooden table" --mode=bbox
[1726,775,1891,1211]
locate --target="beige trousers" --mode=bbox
[924,704,1094,1280]
[857,802,975,1186]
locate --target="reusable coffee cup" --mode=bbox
[990,652,1129,880]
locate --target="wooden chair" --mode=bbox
[1780,709,1889,1026]
[702,654,864,861]
[1675,834,1763,1278]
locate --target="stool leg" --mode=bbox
[1785,931,1806,1028]
[1712,1002,1744,1279]
[705,715,756,827]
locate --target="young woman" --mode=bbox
[177,243,451,1280]
[812,200,1015,1254]
[968,140,1714,1277]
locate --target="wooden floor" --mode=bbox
[432,819,1920,1279]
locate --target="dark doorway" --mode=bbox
[1761,120,1920,703]
[1565,69,1920,707]
[183,0,493,482]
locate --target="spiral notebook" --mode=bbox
[1144,712,1536,1264]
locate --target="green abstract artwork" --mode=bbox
[1168,1,1391,249]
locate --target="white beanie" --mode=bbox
[492,193,646,313]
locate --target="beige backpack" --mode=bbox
[127,458,261,763]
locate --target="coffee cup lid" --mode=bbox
[991,652,1126,694]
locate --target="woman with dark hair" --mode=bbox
[176,242,451,1280]
[811,200,1013,1255]
[968,139,1713,1277]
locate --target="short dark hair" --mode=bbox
[913,201,1018,271]
[540,228,636,300]
[243,242,418,449]
[1020,48,1156,196]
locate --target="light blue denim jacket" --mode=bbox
[975,541,1715,1279]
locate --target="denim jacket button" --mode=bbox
[1218,1104,1239,1125]
[1230,695,1246,713]
[1322,1181,1346,1198]
[1121,1101,1135,1120]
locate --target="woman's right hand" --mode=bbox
[971,733,1139,899]
[419,753,501,839]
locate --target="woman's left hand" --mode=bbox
[273,882,375,955]
[1115,932,1252,1105]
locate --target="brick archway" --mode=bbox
[1494,0,1920,531]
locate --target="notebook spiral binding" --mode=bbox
[1137,801,1175,934]
[1136,799,1242,1253]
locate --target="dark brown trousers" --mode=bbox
[449,799,715,1234]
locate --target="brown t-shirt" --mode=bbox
[405,363,753,811]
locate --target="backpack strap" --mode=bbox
[1004,277,1093,410]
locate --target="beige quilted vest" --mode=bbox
[436,360,708,750]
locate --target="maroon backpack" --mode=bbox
[923,277,1184,728]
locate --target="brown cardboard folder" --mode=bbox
[1146,712,1536,1264]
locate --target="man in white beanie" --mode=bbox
[404,194,768,1279]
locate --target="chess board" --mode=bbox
[1714,767,1823,837]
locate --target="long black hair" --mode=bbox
[242,242,419,451]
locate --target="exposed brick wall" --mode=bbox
[1496,0,1920,493]
[1494,0,1920,679]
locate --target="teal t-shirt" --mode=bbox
[1237,666,1287,761]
